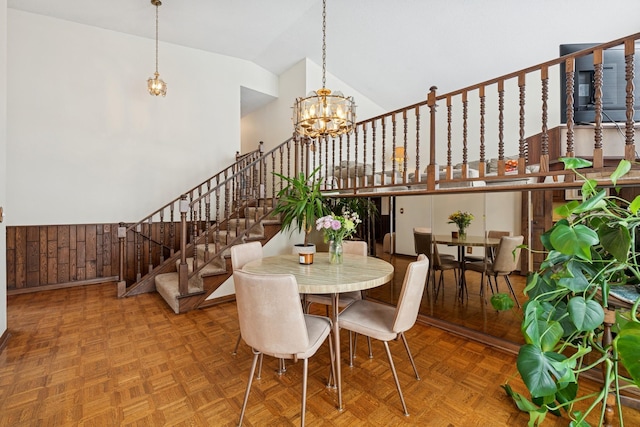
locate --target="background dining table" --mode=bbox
[433,234,501,299]
[242,252,394,410]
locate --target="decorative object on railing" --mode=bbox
[147,0,167,97]
[292,0,356,139]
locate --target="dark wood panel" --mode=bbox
[6,223,121,292]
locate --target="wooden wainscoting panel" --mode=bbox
[6,223,120,293]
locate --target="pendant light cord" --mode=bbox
[321,0,326,90]
[155,2,159,74]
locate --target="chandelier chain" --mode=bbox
[321,0,326,89]
[155,2,159,74]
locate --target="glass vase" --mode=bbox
[458,228,467,240]
[329,240,343,264]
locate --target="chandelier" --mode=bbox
[293,0,356,138]
[147,0,167,97]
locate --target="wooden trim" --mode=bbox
[7,277,118,295]
[417,314,520,354]
[0,329,10,355]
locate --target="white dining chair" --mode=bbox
[230,241,263,355]
[233,270,334,427]
[338,254,430,416]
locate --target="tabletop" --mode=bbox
[433,234,501,247]
[242,253,394,294]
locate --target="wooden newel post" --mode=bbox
[426,86,438,191]
[117,222,127,297]
[178,195,190,297]
[602,308,617,427]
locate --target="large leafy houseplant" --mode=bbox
[501,157,640,426]
[272,166,329,247]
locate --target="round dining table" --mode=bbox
[433,234,501,299]
[242,252,394,410]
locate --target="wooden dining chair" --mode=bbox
[466,235,524,306]
[230,241,263,355]
[338,254,430,416]
[233,270,334,427]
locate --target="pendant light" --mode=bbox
[147,0,167,97]
[293,0,356,138]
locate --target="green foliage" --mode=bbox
[505,158,640,425]
[272,166,329,246]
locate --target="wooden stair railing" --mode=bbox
[117,32,640,301]
[116,140,281,297]
[307,32,640,196]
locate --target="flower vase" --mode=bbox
[329,240,343,264]
[458,228,467,240]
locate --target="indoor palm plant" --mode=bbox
[272,166,329,249]
[497,158,640,426]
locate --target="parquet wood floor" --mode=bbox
[2,275,639,425]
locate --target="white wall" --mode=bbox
[0,0,8,339]
[7,10,278,226]
[241,58,387,155]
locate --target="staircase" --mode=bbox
[153,201,278,314]
[116,32,640,314]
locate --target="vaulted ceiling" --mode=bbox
[8,0,640,115]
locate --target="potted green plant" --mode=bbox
[495,157,640,426]
[272,166,329,251]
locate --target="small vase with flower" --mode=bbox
[316,211,361,264]
[448,210,474,240]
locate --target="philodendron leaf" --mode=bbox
[617,322,640,387]
[502,384,548,427]
[629,195,640,215]
[517,345,568,398]
[572,189,607,214]
[539,320,564,352]
[567,296,605,332]
[550,223,599,261]
[491,293,514,311]
[561,157,593,170]
[557,260,591,293]
[598,222,630,262]
[554,200,580,219]
[610,159,631,185]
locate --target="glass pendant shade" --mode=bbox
[148,72,167,97]
[293,0,355,138]
[294,88,356,138]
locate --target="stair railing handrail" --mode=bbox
[170,137,301,294]
[118,140,273,289]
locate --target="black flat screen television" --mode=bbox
[560,42,640,124]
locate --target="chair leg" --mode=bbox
[239,350,260,426]
[367,337,373,359]
[399,332,420,380]
[383,341,409,416]
[257,353,264,379]
[348,331,355,367]
[504,275,521,308]
[232,333,242,355]
[300,358,309,427]
[327,331,336,389]
[352,333,358,359]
